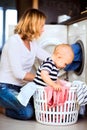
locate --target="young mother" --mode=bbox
[0,8,50,120]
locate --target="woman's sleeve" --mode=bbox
[36,46,51,61]
[7,42,26,80]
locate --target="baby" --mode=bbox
[17,43,74,106]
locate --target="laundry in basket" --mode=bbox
[33,81,78,125]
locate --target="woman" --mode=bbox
[0,8,50,120]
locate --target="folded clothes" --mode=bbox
[64,43,82,71]
[72,80,87,106]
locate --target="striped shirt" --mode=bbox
[33,57,59,86]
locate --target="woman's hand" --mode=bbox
[23,72,35,81]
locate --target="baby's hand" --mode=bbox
[53,83,62,91]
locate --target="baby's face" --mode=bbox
[54,52,73,69]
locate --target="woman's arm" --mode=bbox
[36,47,51,61]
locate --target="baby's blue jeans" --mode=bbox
[0,83,34,120]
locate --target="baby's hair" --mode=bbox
[53,43,74,61]
[53,44,72,54]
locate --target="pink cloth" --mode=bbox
[44,80,71,107]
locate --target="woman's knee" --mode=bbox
[19,104,34,120]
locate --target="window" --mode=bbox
[0,7,3,49]
[5,9,17,41]
[0,8,17,50]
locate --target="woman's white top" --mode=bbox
[0,34,50,86]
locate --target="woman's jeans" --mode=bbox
[0,83,34,120]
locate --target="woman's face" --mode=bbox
[39,23,45,36]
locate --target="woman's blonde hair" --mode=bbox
[14,8,46,41]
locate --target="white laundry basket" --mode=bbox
[33,86,78,125]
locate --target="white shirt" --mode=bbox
[0,34,50,86]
